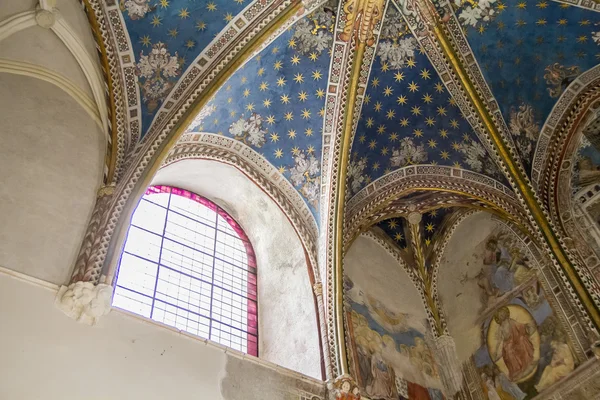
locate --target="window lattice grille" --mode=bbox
[113,185,258,355]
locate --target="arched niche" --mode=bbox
[344,234,444,398]
[149,158,322,379]
[0,73,105,284]
[438,212,583,398]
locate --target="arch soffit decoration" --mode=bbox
[159,132,320,281]
[344,165,532,249]
[65,0,320,309]
[530,65,600,276]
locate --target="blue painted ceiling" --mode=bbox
[348,5,504,197]
[121,0,249,134]
[453,0,600,173]
[185,10,335,218]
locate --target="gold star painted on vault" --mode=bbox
[408,81,419,92]
[381,62,390,72]
[273,61,283,71]
[420,69,431,79]
[536,18,547,26]
[426,223,435,232]
[274,149,283,158]
[411,106,422,116]
[388,219,397,229]
[383,86,393,96]
[288,130,297,139]
[276,77,286,87]
[437,106,447,116]
[266,115,276,125]
[368,140,377,150]
[140,35,151,46]
[435,83,444,93]
[557,18,567,26]
[294,73,304,83]
[291,146,300,155]
[422,93,433,103]
[243,88,250,97]
[316,89,325,99]
[160,0,169,8]
[151,15,162,27]
[428,139,437,148]
[413,128,423,137]
[397,95,408,105]
[425,117,436,126]
[291,55,301,65]
[406,58,416,68]
[400,118,410,127]
[440,150,450,160]
[516,1,526,8]
[270,133,279,142]
[394,72,405,82]
[178,8,190,18]
[536,1,547,8]
[305,128,313,136]
[278,166,286,174]
[371,77,380,87]
[259,82,269,91]
[450,119,459,129]
[312,70,323,80]
[387,110,396,120]
[439,129,449,138]
[309,52,319,61]
[224,13,233,22]
[377,125,386,134]
[280,94,290,104]
[263,99,272,108]
[196,21,206,31]
[374,102,383,112]
[301,109,311,119]
[288,39,296,48]
[246,103,255,111]
[389,132,399,141]
[366,118,375,128]
[207,2,217,11]
[168,28,178,38]
[284,112,293,121]
[394,232,404,241]
[298,91,308,101]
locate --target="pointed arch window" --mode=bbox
[112,185,258,355]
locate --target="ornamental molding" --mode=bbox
[318,0,385,378]
[532,64,600,195]
[549,0,600,12]
[55,281,113,326]
[345,165,529,245]
[161,132,319,280]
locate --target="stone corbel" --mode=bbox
[55,281,113,326]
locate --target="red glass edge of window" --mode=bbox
[145,185,259,356]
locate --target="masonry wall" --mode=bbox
[0,271,326,400]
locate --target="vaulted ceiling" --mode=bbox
[112,0,600,246]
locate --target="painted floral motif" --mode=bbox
[122,0,152,20]
[544,63,580,98]
[348,157,368,196]
[376,8,416,70]
[459,140,500,177]
[229,113,268,148]
[289,150,320,207]
[452,0,496,28]
[185,104,216,133]
[509,103,539,161]
[390,138,428,167]
[291,7,335,56]
[136,42,181,111]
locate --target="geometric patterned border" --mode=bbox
[345,164,528,244]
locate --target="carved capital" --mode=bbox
[330,375,360,400]
[97,183,116,198]
[55,281,113,326]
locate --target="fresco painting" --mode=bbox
[439,214,576,399]
[346,277,445,400]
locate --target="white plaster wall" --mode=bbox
[0,271,326,400]
[0,74,104,284]
[437,212,495,361]
[0,0,99,98]
[345,235,427,319]
[151,159,322,379]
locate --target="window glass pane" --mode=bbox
[117,253,157,297]
[124,226,162,262]
[114,186,258,356]
[113,286,152,318]
[131,199,167,234]
[164,212,215,255]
